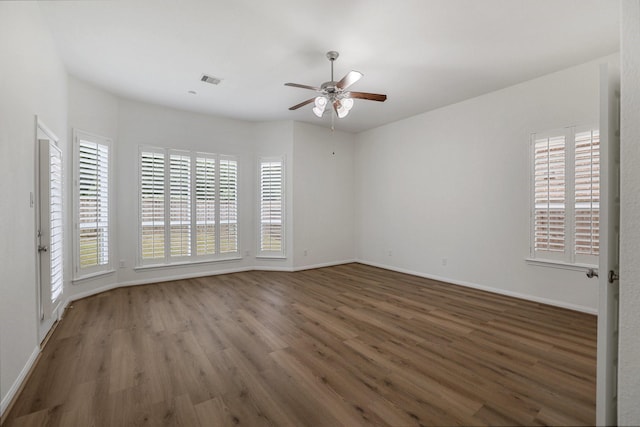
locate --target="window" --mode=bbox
[219,157,238,254]
[530,127,599,266]
[169,151,191,257]
[73,130,112,279]
[139,147,239,265]
[140,148,165,261]
[195,155,216,255]
[258,157,284,257]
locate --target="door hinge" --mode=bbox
[608,270,620,284]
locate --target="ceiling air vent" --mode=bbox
[200,74,222,85]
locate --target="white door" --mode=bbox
[37,129,64,343]
[596,62,621,426]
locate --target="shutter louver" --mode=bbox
[169,153,192,257]
[49,144,64,302]
[219,159,238,253]
[260,160,283,253]
[534,135,566,253]
[78,140,109,269]
[575,130,600,256]
[196,156,216,255]
[141,151,165,259]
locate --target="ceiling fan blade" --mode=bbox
[336,70,363,90]
[289,98,315,110]
[285,82,320,91]
[347,91,387,102]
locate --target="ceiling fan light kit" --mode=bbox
[285,51,387,121]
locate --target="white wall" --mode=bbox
[65,83,298,294]
[355,56,618,312]
[66,76,120,297]
[293,122,356,269]
[116,99,257,284]
[0,2,68,413]
[252,120,295,271]
[619,1,640,424]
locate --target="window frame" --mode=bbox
[137,146,240,268]
[257,156,286,258]
[528,125,599,268]
[72,129,114,280]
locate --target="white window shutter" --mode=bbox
[533,135,566,253]
[259,159,284,255]
[49,143,64,301]
[169,151,192,257]
[219,158,238,253]
[139,148,239,265]
[77,139,110,269]
[140,150,165,260]
[196,155,216,256]
[574,129,600,256]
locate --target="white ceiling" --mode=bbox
[39,0,620,133]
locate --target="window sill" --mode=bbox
[255,255,287,260]
[72,269,116,284]
[134,256,242,271]
[525,258,597,272]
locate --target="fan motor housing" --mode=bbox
[321,81,339,93]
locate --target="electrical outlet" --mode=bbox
[388,250,393,257]
[303,249,308,256]
[245,250,250,257]
[442,258,447,266]
[119,260,126,268]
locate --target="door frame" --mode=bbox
[34,116,63,344]
[596,63,621,426]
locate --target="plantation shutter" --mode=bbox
[219,158,238,253]
[140,150,165,260]
[533,135,566,253]
[169,151,192,257]
[196,155,216,255]
[77,139,109,270]
[574,130,600,256]
[259,159,284,254]
[49,143,64,302]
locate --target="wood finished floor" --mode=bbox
[2,263,597,427]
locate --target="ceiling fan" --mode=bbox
[285,51,387,119]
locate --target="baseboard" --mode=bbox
[292,259,357,272]
[355,259,598,315]
[1,346,39,419]
[65,266,256,305]
[116,266,255,288]
[65,261,357,304]
[253,266,295,272]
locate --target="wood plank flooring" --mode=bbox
[2,263,597,426]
